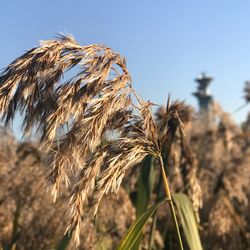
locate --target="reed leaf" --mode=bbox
[117,199,166,250]
[133,156,156,250]
[136,156,156,217]
[173,193,203,250]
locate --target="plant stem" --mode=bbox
[158,156,184,250]
[148,126,177,249]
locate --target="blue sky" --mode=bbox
[1,0,250,137]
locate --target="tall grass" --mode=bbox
[0,35,192,247]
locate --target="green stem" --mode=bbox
[148,127,177,250]
[158,156,184,250]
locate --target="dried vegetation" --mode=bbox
[0,35,250,249]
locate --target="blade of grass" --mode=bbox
[116,199,166,250]
[133,156,156,250]
[136,156,155,217]
[173,193,203,250]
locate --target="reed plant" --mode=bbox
[0,34,203,248]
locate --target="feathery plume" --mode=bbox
[0,35,187,246]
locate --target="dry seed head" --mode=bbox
[0,35,192,246]
[155,99,202,217]
[0,35,167,245]
[156,98,189,140]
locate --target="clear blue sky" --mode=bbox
[1,0,250,137]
